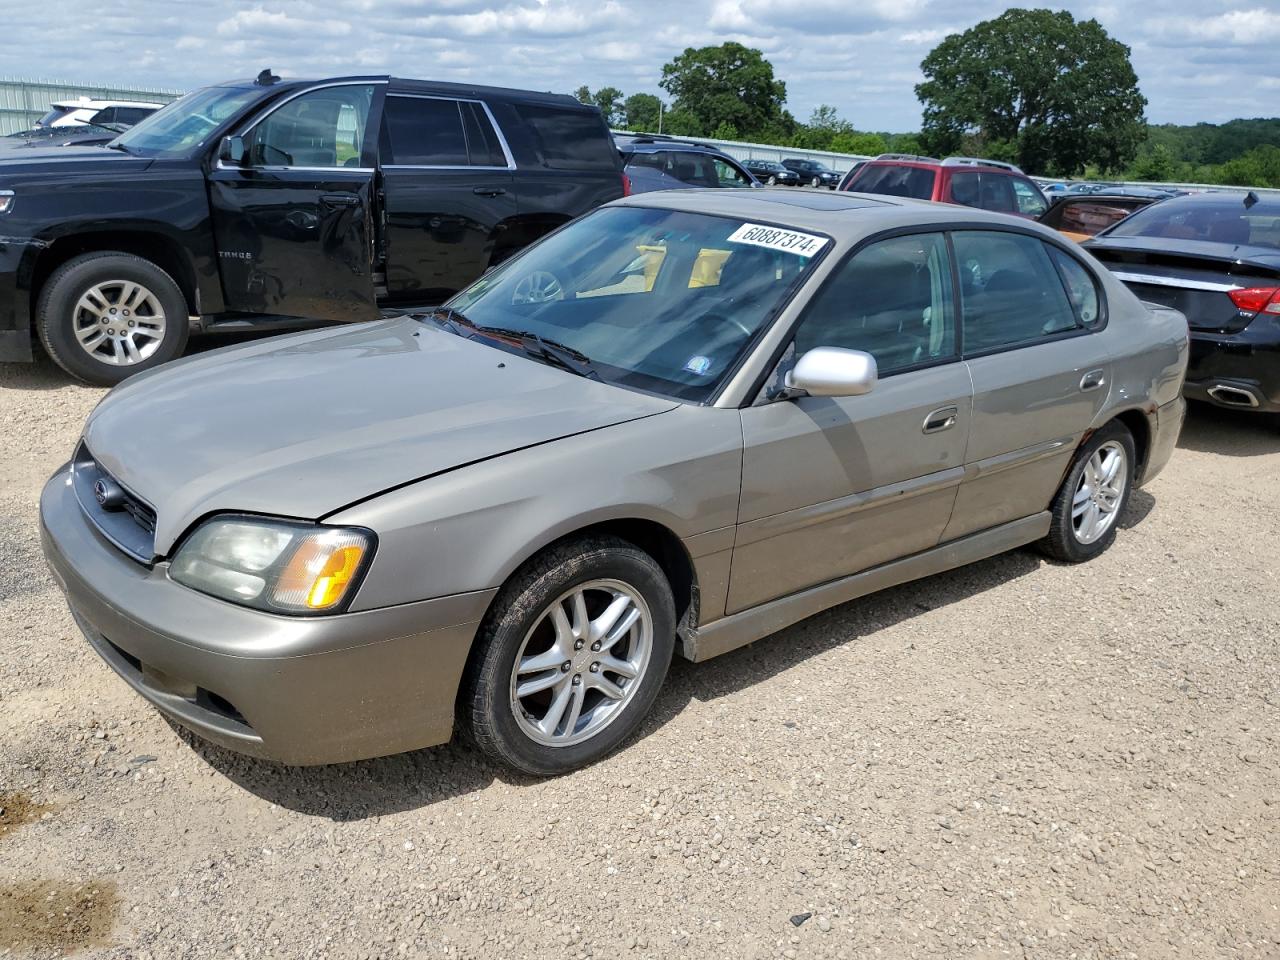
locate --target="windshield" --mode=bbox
[1106,196,1280,249]
[36,107,73,127]
[111,85,264,158]
[443,206,828,402]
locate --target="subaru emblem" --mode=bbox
[93,477,126,510]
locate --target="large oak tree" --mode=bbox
[916,8,1147,175]
[659,42,791,140]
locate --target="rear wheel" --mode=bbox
[1040,421,1136,562]
[767,175,777,185]
[810,176,821,188]
[462,536,676,775]
[37,252,189,386]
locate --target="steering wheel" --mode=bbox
[700,311,753,339]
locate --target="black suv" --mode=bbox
[781,158,841,189]
[0,73,623,384]
[615,135,758,194]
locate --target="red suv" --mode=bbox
[840,155,1049,219]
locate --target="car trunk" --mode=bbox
[1087,243,1280,333]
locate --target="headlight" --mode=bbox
[0,190,13,215]
[169,516,374,614]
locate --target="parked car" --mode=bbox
[1086,191,1280,415]
[41,188,1187,775]
[616,135,757,193]
[1039,193,1161,242]
[0,72,624,385]
[36,98,163,128]
[741,159,800,186]
[782,157,841,188]
[843,154,1049,218]
[834,159,868,191]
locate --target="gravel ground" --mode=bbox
[2,346,1279,960]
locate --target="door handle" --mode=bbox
[320,194,360,207]
[923,406,959,434]
[1080,368,1106,392]
[472,186,507,197]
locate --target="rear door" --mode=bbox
[944,229,1111,540]
[207,82,381,322]
[378,92,517,305]
[730,231,971,612]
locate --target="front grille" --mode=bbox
[71,444,157,563]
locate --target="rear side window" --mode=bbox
[794,232,957,375]
[1047,247,1102,326]
[952,231,1080,353]
[383,95,468,166]
[514,103,618,170]
[849,164,935,200]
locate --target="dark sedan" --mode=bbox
[741,159,800,186]
[1086,192,1280,414]
[782,158,841,189]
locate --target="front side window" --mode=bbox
[1012,178,1048,216]
[246,84,374,168]
[793,232,956,376]
[952,231,1080,353]
[444,207,826,402]
[714,159,751,188]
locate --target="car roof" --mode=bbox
[611,188,1044,241]
[220,75,590,109]
[617,139,727,155]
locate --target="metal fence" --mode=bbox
[0,78,184,134]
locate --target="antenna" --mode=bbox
[256,69,280,86]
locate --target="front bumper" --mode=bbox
[1183,320,1280,413]
[40,466,495,765]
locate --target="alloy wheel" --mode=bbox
[1072,440,1127,544]
[509,579,653,747]
[72,280,167,366]
[512,271,564,305]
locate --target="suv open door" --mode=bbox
[207,82,383,322]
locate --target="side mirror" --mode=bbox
[785,346,878,398]
[219,135,246,166]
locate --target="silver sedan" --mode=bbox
[41,190,1189,774]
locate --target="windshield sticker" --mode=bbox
[683,355,713,376]
[727,223,828,258]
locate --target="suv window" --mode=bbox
[383,95,468,166]
[247,84,375,168]
[794,232,956,375]
[952,231,1080,353]
[850,164,936,200]
[115,107,152,125]
[514,103,617,170]
[91,108,117,124]
[714,158,751,188]
[1011,178,1047,216]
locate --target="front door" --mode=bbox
[208,82,380,323]
[942,229,1112,541]
[729,231,972,614]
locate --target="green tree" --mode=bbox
[622,93,662,132]
[791,105,853,150]
[1215,145,1280,188]
[659,42,789,141]
[916,8,1147,175]
[1129,143,1176,182]
[710,121,740,141]
[592,86,624,127]
[831,131,888,156]
[573,85,592,105]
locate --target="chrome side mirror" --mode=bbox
[785,346,878,398]
[220,135,246,166]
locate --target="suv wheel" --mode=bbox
[810,176,821,188]
[37,252,189,386]
[767,175,777,186]
[1040,421,1136,562]
[462,535,676,775]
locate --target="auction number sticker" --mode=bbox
[727,223,829,258]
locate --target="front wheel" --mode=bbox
[461,536,676,775]
[1040,421,1136,562]
[810,176,821,188]
[767,175,777,185]
[36,252,189,386]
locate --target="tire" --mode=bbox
[462,535,676,775]
[1039,421,1136,563]
[810,176,821,188]
[767,175,777,186]
[37,252,189,386]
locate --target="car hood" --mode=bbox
[83,316,679,554]
[0,144,154,174]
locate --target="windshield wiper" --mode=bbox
[475,326,602,381]
[419,306,477,336]
[106,142,133,154]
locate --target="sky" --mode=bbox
[3,0,1278,131]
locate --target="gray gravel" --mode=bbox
[2,349,1279,959]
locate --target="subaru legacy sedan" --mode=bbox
[41,190,1188,775]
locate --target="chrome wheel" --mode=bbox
[511,271,564,305]
[767,175,777,185]
[72,280,167,366]
[510,578,653,748]
[1072,440,1127,544]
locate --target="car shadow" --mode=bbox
[1177,400,1278,457]
[188,545,1046,819]
[0,354,82,392]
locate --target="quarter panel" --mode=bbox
[330,404,744,612]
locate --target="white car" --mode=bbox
[36,98,163,129]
